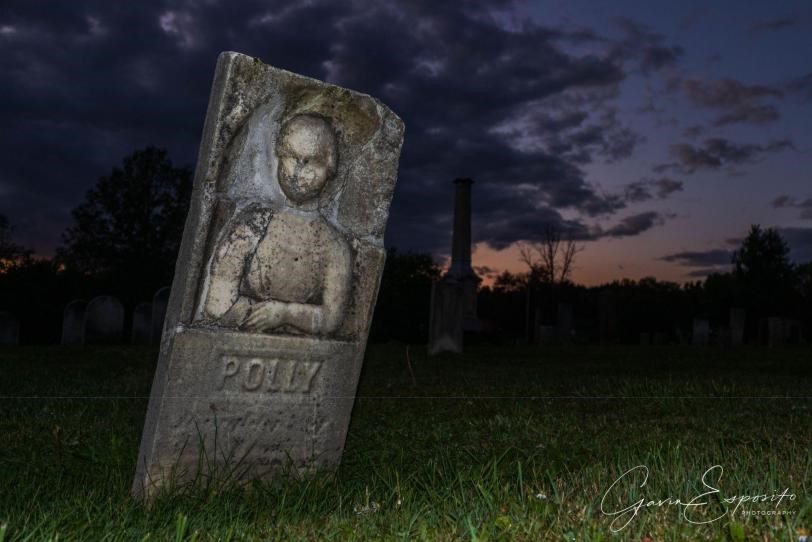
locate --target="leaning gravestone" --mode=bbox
[83,296,124,344]
[132,52,404,498]
[150,287,170,345]
[131,303,152,344]
[0,311,20,345]
[61,300,87,345]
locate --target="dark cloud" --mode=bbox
[672,77,783,108]
[663,228,812,272]
[747,17,799,34]
[713,103,780,126]
[668,76,784,126]
[603,212,664,238]
[2,0,676,258]
[786,72,812,102]
[653,178,683,198]
[771,195,812,220]
[612,18,684,74]
[661,249,733,267]
[656,138,793,174]
[623,177,683,202]
[681,124,704,138]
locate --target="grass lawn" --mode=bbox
[0,344,810,541]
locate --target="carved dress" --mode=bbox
[202,207,352,336]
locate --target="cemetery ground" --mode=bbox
[0,345,810,541]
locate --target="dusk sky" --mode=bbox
[2,1,811,285]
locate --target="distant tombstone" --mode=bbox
[692,318,709,346]
[428,279,464,355]
[61,300,87,345]
[729,307,745,347]
[83,296,124,344]
[652,332,667,345]
[768,317,785,348]
[639,332,651,346]
[132,53,404,499]
[131,303,152,344]
[0,311,20,345]
[557,303,573,344]
[150,287,170,345]
[785,319,803,344]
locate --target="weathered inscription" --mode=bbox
[219,355,321,393]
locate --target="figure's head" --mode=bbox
[276,114,338,203]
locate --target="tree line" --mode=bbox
[2,147,810,344]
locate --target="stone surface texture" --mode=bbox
[133,52,404,498]
[83,296,124,344]
[61,300,87,345]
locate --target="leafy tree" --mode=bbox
[732,225,793,283]
[731,225,795,317]
[57,147,192,305]
[370,248,441,343]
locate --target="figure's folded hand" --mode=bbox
[241,302,283,331]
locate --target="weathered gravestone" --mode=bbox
[83,296,124,344]
[428,279,464,355]
[61,300,87,345]
[151,287,170,345]
[767,317,797,347]
[132,303,153,344]
[0,311,20,345]
[729,307,745,347]
[132,52,404,498]
[692,318,710,346]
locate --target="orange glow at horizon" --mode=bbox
[469,240,701,287]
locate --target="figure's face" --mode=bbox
[276,115,337,203]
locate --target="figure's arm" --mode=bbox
[241,237,352,334]
[203,209,270,325]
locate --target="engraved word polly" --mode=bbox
[220,355,321,393]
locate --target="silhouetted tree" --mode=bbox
[370,249,441,343]
[57,147,192,306]
[731,225,794,316]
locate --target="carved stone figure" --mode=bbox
[133,52,404,498]
[202,115,351,336]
